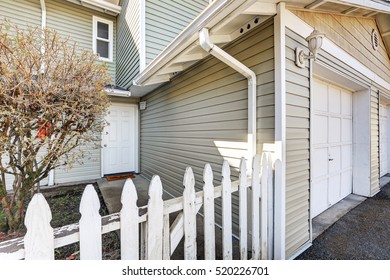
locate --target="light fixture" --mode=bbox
[295,29,325,68]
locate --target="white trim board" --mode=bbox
[273,2,286,261]
[284,9,390,93]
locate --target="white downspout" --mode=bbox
[40,0,54,187]
[199,28,257,168]
[40,0,46,30]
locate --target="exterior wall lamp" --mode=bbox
[295,29,325,68]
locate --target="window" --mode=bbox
[93,16,113,62]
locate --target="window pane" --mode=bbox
[97,22,109,39]
[97,40,109,58]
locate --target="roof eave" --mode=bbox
[64,0,121,16]
[133,0,242,87]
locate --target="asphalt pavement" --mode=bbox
[297,182,390,260]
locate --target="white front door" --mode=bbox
[380,105,388,177]
[312,80,353,217]
[103,103,137,175]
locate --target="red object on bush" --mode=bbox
[37,121,51,139]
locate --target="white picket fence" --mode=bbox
[0,153,282,260]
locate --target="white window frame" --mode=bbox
[92,16,113,62]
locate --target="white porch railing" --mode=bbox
[0,153,282,260]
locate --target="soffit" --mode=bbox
[132,0,390,96]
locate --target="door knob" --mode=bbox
[329,158,334,161]
[104,144,107,147]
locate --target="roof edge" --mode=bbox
[133,0,246,86]
[64,0,121,15]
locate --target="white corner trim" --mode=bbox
[273,2,286,261]
[92,16,114,63]
[140,0,146,71]
[284,9,390,92]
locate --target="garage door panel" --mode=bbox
[342,92,352,116]
[328,174,341,205]
[313,115,328,145]
[313,82,328,112]
[312,80,353,218]
[329,87,341,114]
[329,146,341,173]
[329,117,341,143]
[312,147,328,178]
[312,179,328,217]
[341,170,353,198]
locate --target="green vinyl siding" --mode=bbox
[140,19,274,233]
[46,0,116,83]
[0,0,116,83]
[0,0,116,187]
[145,0,208,65]
[116,0,141,88]
[0,0,41,28]
[54,141,101,185]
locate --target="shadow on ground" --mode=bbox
[297,183,390,260]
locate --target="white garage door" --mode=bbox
[379,105,388,177]
[312,80,353,218]
[103,103,137,175]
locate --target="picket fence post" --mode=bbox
[120,179,139,260]
[267,153,274,259]
[183,167,196,260]
[221,160,232,260]
[203,163,215,260]
[260,153,269,260]
[274,159,285,260]
[250,155,260,260]
[79,184,102,260]
[147,175,163,260]
[24,193,54,260]
[239,157,248,260]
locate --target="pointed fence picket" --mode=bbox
[251,155,261,260]
[146,175,163,260]
[221,160,233,260]
[120,179,138,260]
[24,193,54,260]
[203,163,215,260]
[79,184,102,260]
[0,152,280,261]
[238,158,248,260]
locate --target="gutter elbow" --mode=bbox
[199,28,214,53]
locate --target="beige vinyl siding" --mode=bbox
[144,0,208,65]
[46,0,116,83]
[141,20,274,232]
[116,0,141,88]
[285,28,311,258]
[371,89,380,195]
[291,10,390,84]
[0,0,41,28]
